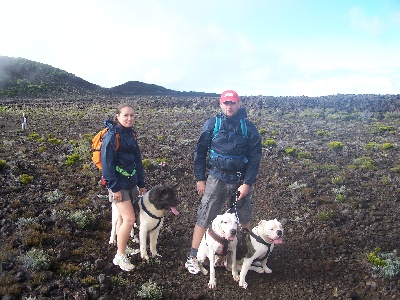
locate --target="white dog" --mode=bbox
[109,186,179,261]
[237,219,284,289]
[197,212,240,289]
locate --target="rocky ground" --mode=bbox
[0,96,399,300]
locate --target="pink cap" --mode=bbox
[220,90,239,104]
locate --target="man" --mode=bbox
[185,90,262,274]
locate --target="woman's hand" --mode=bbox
[113,191,122,202]
[139,187,147,196]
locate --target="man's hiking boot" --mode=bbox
[185,256,201,275]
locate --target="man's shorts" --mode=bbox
[108,186,139,203]
[196,175,254,228]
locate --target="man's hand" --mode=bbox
[196,181,206,197]
[237,184,250,200]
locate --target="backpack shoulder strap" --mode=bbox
[240,119,248,138]
[212,116,221,139]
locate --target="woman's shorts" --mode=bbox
[108,186,139,203]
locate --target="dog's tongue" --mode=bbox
[273,237,284,244]
[170,207,179,215]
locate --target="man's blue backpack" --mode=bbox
[210,116,249,162]
[212,116,248,139]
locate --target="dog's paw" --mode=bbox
[232,272,240,282]
[239,281,248,289]
[264,267,272,274]
[208,280,216,289]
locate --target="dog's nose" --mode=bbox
[231,229,237,236]
[277,230,283,237]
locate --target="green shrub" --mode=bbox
[331,175,344,185]
[335,193,346,203]
[137,280,163,300]
[381,142,395,150]
[111,275,128,286]
[372,124,395,134]
[59,262,81,275]
[142,158,153,169]
[20,174,34,184]
[317,211,336,221]
[155,158,168,164]
[0,159,7,170]
[298,151,312,159]
[56,208,95,229]
[81,275,98,286]
[258,128,267,135]
[44,189,63,203]
[352,156,376,170]
[28,132,40,140]
[328,141,344,151]
[285,147,298,157]
[288,181,307,191]
[390,166,400,173]
[66,153,81,166]
[47,137,62,145]
[367,248,400,278]
[21,248,51,271]
[261,139,277,148]
[365,142,378,151]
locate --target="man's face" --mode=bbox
[220,101,240,117]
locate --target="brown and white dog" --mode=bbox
[237,219,284,289]
[197,212,240,289]
[109,186,179,260]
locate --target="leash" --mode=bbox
[226,190,242,231]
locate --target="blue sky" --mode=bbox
[1,0,399,96]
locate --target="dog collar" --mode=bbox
[207,228,229,256]
[243,228,272,260]
[139,196,163,232]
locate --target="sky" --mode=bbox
[1,0,399,97]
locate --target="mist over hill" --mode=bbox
[0,56,399,114]
[0,56,218,98]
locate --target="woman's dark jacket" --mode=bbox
[194,108,262,184]
[101,120,145,192]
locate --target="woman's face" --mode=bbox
[117,106,135,128]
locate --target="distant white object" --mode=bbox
[22,115,27,130]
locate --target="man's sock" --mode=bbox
[189,247,198,257]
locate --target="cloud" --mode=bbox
[348,7,382,34]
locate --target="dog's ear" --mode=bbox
[212,215,222,231]
[258,220,267,227]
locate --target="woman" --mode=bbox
[101,103,146,271]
